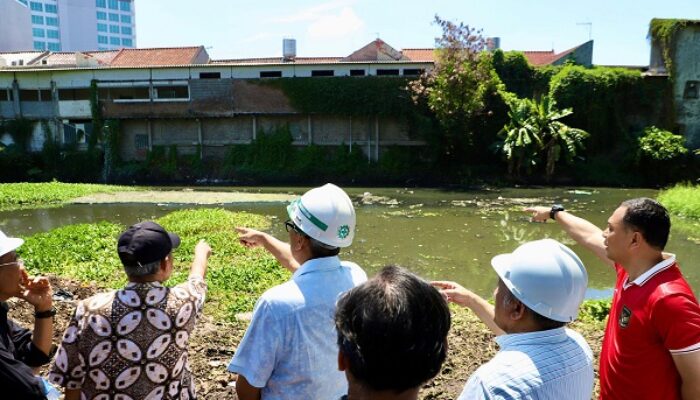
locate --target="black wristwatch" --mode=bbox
[34,307,56,319]
[550,204,565,220]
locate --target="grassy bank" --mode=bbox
[658,184,700,241]
[0,181,136,211]
[18,208,289,320]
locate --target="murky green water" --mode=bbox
[1,187,698,299]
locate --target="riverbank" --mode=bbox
[659,184,700,242]
[0,182,135,211]
[11,275,605,400]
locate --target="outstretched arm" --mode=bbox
[524,206,613,268]
[431,281,505,336]
[189,240,212,280]
[236,227,300,272]
[673,351,700,400]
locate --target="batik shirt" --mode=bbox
[49,277,207,400]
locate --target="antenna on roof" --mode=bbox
[576,22,592,40]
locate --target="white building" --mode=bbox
[0,0,136,52]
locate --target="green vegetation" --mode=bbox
[638,126,689,161]
[498,95,588,179]
[0,182,135,211]
[19,209,289,320]
[649,19,697,77]
[658,184,700,220]
[578,299,612,324]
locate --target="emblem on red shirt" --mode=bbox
[619,305,632,328]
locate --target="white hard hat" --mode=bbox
[491,239,588,322]
[0,230,23,258]
[287,183,356,248]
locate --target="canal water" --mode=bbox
[1,186,698,299]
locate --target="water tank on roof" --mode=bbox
[486,37,501,51]
[283,38,296,61]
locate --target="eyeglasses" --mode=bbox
[0,258,23,268]
[284,220,306,236]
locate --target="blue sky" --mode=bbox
[135,0,698,66]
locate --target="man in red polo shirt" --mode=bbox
[525,198,700,400]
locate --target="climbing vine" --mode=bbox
[649,18,694,78]
[89,79,103,150]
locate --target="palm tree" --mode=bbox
[499,95,589,180]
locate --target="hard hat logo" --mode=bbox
[337,225,350,239]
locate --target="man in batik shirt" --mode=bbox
[49,221,212,400]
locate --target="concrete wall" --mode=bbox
[674,27,700,149]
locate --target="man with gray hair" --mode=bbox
[49,221,212,400]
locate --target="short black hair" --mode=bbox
[335,265,451,393]
[308,237,340,258]
[620,198,671,250]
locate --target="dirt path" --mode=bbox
[71,190,297,205]
[8,276,603,399]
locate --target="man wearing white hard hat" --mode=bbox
[433,239,594,400]
[228,183,367,400]
[0,230,56,399]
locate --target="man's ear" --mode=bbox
[160,256,169,272]
[509,298,527,321]
[291,234,307,252]
[338,351,348,372]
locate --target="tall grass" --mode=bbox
[18,208,289,320]
[658,184,700,220]
[0,182,135,211]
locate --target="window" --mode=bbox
[120,14,131,23]
[97,11,107,20]
[684,81,698,99]
[121,26,132,35]
[45,4,57,13]
[135,134,148,150]
[47,30,59,39]
[47,42,60,51]
[32,28,45,38]
[350,69,365,76]
[154,86,189,100]
[46,17,58,26]
[58,89,90,101]
[119,0,130,11]
[109,37,120,45]
[311,70,334,77]
[110,87,149,100]
[30,1,42,11]
[403,68,424,76]
[19,90,39,101]
[97,23,107,32]
[376,69,400,76]
[109,25,119,33]
[39,90,51,101]
[18,0,28,5]
[108,0,118,9]
[199,72,221,79]
[260,71,282,78]
[98,35,108,44]
[33,41,45,50]
[31,15,44,24]
[121,38,133,47]
[109,13,119,21]
[0,89,12,102]
[96,0,106,7]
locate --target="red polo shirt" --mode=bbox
[599,257,700,400]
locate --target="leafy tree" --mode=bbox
[499,95,589,180]
[637,126,688,161]
[409,15,503,170]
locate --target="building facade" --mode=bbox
[0,0,135,52]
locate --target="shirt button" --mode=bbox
[140,305,147,310]
[140,359,147,365]
[111,335,118,342]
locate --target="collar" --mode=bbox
[293,256,342,279]
[495,327,568,349]
[622,254,676,290]
[125,281,164,289]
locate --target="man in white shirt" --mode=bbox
[228,183,367,400]
[433,239,594,400]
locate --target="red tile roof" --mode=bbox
[401,48,437,62]
[109,46,209,67]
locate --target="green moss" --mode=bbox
[0,182,137,211]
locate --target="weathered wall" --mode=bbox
[674,27,700,148]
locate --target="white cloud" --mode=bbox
[307,6,364,39]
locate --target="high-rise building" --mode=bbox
[0,0,136,52]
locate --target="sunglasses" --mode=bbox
[0,258,24,268]
[284,220,307,236]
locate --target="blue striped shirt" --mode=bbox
[458,327,594,400]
